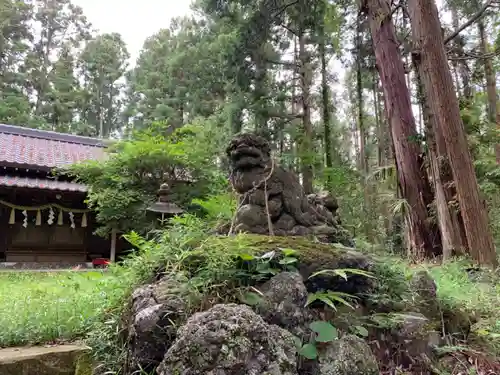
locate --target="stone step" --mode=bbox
[0,344,91,375]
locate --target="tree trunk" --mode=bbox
[356,14,374,240]
[365,0,438,258]
[413,54,465,261]
[254,46,268,135]
[374,74,382,170]
[374,72,392,237]
[356,20,368,175]
[449,8,473,101]
[230,100,243,134]
[477,21,500,162]
[319,21,333,173]
[407,0,498,267]
[290,36,299,173]
[298,25,314,194]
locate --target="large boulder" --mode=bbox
[254,272,316,337]
[126,274,189,373]
[244,236,377,299]
[156,304,298,375]
[121,233,457,375]
[394,312,441,361]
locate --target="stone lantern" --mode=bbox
[146,183,184,223]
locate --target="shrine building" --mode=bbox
[0,124,127,267]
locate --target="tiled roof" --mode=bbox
[0,175,87,192]
[0,124,107,169]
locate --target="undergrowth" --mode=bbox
[86,214,380,373]
[1,196,498,374]
[423,260,500,355]
[366,252,500,356]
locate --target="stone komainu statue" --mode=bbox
[226,133,354,246]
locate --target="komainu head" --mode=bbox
[226,133,271,169]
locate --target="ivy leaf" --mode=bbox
[299,343,318,359]
[256,262,272,273]
[309,321,338,342]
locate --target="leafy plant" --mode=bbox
[305,291,357,310]
[351,325,369,338]
[296,320,339,360]
[308,268,375,280]
[305,266,376,311]
[235,247,300,284]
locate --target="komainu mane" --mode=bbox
[226,132,353,246]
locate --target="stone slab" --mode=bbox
[0,344,92,375]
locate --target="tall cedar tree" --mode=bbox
[363,0,439,258]
[407,0,498,267]
[413,54,466,260]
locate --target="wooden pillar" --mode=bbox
[110,228,117,262]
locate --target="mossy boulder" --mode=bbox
[184,235,379,302]
[318,335,379,375]
[126,273,191,373]
[249,236,376,296]
[123,234,452,375]
[0,344,91,375]
[156,304,298,375]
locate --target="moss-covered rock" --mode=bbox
[126,273,191,373]
[122,234,445,375]
[209,235,377,299]
[156,304,298,375]
[318,335,379,375]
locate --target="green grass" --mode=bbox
[424,260,500,353]
[0,270,125,347]
[424,260,500,313]
[381,256,500,354]
[355,240,500,354]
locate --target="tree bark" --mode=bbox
[477,20,500,163]
[356,24,368,175]
[254,44,269,134]
[450,9,472,102]
[298,23,314,194]
[407,0,498,267]
[365,0,438,258]
[413,54,466,261]
[319,21,333,173]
